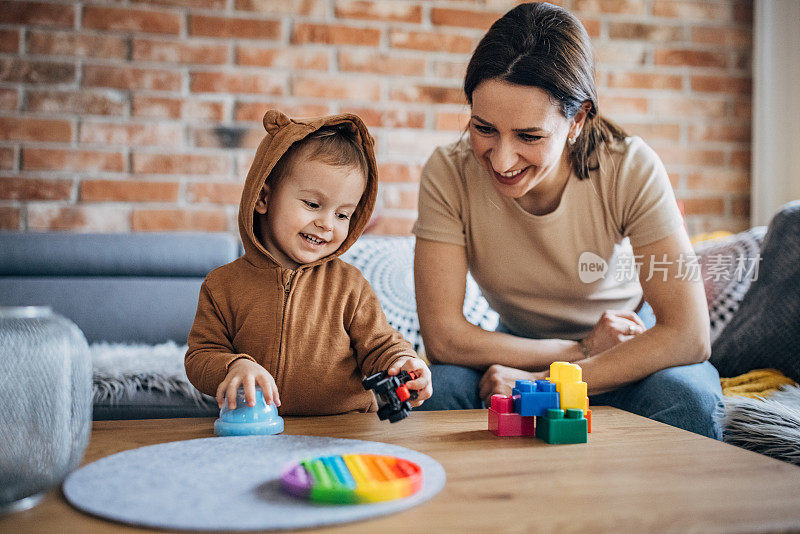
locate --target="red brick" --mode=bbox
[335,0,422,23]
[80,122,184,147]
[293,76,381,101]
[689,124,750,144]
[0,29,19,53]
[731,196,750,217]
[28,31,127,59]
[191,71,285,95]
[234,0,324,15]
[691,75,751,95]
[435,111,470,131]
[0,58,75,84]
[619,123,681,142]
[237,47,329,70]
[190,15,281,40]
[432,59,468,80]
[654,49,728,69]
[183,100,226,122]
[430,7,502,29]
[0,147,14,170]
[382,187,418,210]
[578,18,601,39]
[595,43,646,66]
[23,149,125,172]
[733,0,753,25]
[377,162,421,183]
[0,88,18,110]
[131,0,226,8]
[131,208,229,232]
[733,50,751,71]
[607,72,683,90]
[599,96,648,116]
[652,1,731,21]
[83,6,180,34]
[691,26,752,48]
[133,39,229,65]
[293,23,380,47]
[192,127,261,149]
[186,182,243,204]
[730,150,750,169]
[0,117,72,142]
[687,170,749,193]
[680,197,725,215]
[390,84,464,105]
[573,0,645,14]
[132,96,181,119]
[651,97,726,118]
[0,177,72,200]
[657,147,725,167]
[83,65,181,91]
[338,50,425,76]
[0,207,20,230]
[733,100,751,121]
[81,180,179,202]
[234,101,330,122]
[342,107,425,129]
[27,90,126,116]
[389,30,474,53]
[0,1,75,26]
[608,22,683,42]
[27,205,130,232]
[364,215,415,235]
[132,153,230,175]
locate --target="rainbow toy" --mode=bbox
[280,454,423,504]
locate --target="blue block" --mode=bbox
[513,379,560,416]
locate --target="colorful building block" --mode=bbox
[586,409,592,434]
[547,362,588,411]
[488,394,535,437]
[535,408,588,444]
[512,379,560,416]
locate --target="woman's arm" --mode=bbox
[414,237,584,370]
[574,229,711,394]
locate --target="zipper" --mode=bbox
[275,269,296,384]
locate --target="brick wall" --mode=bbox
[0,0,752,236]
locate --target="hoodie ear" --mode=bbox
[254,185,269,215]
[263,109,291,135]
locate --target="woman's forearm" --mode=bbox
[423,320,583,371]
[576,323,709,394]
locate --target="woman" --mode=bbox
[413,2,723,439]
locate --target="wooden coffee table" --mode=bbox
[3,407,800,533]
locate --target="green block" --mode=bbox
[536,408,588,444]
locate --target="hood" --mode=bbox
[238,109,378,270]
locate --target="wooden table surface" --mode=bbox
[3,407,800,533]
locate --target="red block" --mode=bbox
[488,394,535,437]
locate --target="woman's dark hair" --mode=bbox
[464,2,627,180]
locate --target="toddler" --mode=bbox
[185,110,432,415]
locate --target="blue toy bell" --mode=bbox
[214,386,284,436]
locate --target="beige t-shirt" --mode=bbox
[412,135,684,340]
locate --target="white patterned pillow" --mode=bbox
[341,236,498,351]
[693,227,767,343]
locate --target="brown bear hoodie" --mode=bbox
[185,110,416,415]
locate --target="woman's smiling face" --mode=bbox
[469,79,578,211]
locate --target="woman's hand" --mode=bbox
[387,356,433,407]
[217,358,280,410]
[580,310,646,358]
[478,364,547,407]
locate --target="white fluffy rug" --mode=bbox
[720,385,800,465]
[91,342,207,404]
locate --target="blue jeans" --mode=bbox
[417,302,724,440]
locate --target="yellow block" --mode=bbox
[548,361,588,411]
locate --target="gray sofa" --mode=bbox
[0,232,240,419]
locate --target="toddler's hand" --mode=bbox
[217,358,281,410]
[387,356,432,407]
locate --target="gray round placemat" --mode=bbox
[63,435,446,531]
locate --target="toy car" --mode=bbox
[362,370,418,423]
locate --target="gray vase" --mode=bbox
[0,306,92,514]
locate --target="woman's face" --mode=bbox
[469,79,581,207]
